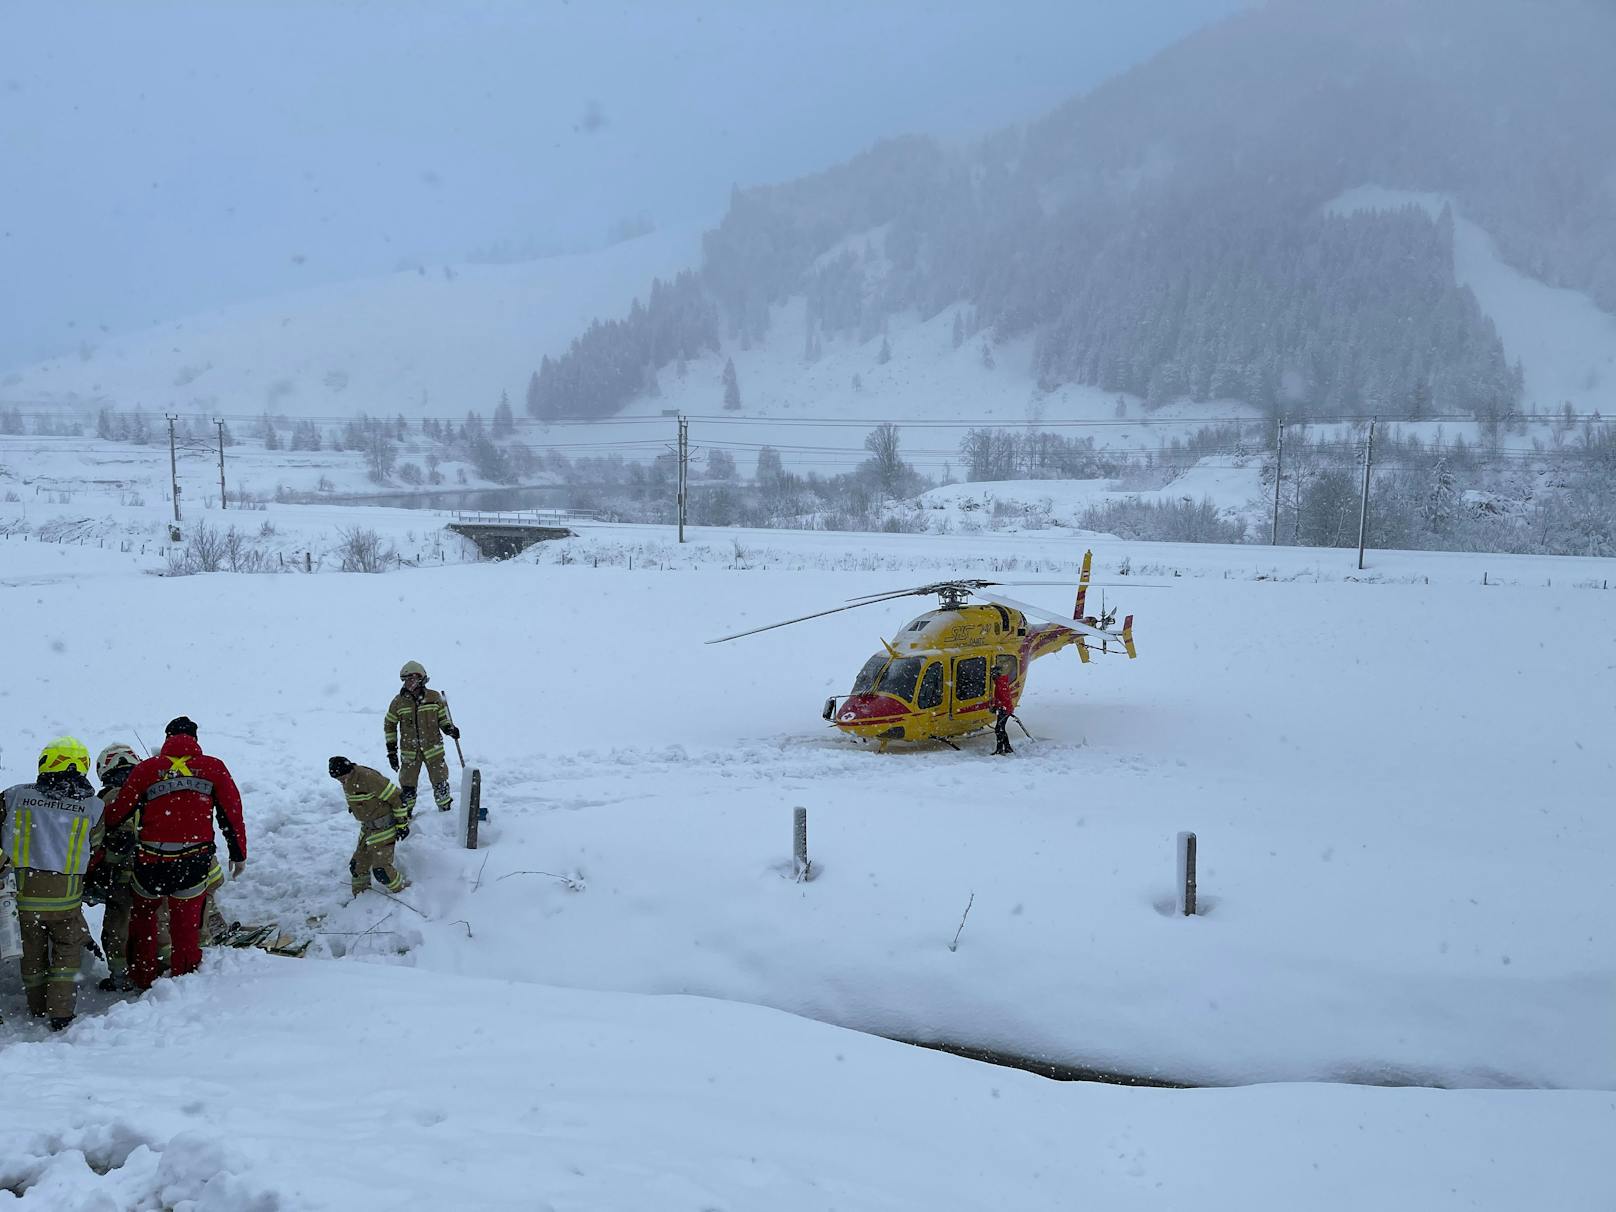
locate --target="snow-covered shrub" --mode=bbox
[337,526,396,573]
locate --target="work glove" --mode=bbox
[230,860,246,878]
[395,824,411,841]
[83,862,113,906]
[387,749,399,771]
[443,724,460,740]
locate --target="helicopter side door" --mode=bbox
[950,653,989,721]
[915,660,945,713]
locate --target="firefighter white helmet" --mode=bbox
[95,742,140,781]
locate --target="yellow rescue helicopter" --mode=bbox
[708,550,1138,749]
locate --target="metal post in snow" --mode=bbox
[1270,420,1284,546]
[1356,417,1376,571]
[793,806,809,880]
[1176,831,1197,916]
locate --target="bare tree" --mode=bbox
[864,423,905,497]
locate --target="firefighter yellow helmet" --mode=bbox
[39,736,91,775]
[400,660,428,681]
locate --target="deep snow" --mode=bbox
[1,518,1612,1206]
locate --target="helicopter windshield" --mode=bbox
[876,656,926,702]
[851,653,888,694]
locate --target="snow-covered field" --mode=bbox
[1,514,1612,1207]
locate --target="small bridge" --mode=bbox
[445,509,597,560]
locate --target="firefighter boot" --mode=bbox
[432,780,453,813]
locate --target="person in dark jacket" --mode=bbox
[990,661,1016,756]
[104,717,247,990]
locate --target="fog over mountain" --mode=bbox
[533,0,1616,424]
[0,0,1239,370]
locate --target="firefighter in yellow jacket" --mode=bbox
[329,756,410,895]
[384,660,458,814]
[1,737,104,1030]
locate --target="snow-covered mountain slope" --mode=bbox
[0,229,698,419]
[615,295,1262,480]
[1330,187,1616,412]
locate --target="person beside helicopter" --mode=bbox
[990,658,1017,756]
[385,661,460,815]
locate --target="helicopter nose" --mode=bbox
[835,693,909,725]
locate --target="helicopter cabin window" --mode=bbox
[852,653,887,694]
[876,656,926,702]
[906,616,930,632]
[955,655,988,701]
[997,655,1020,684]
[916,661,944,709]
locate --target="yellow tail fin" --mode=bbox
[1074,549,1093,620]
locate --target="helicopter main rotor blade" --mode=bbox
[974,590,1124,642]
[707,596,901,644]
[845,579,1168,603]
[995,580,1172,589]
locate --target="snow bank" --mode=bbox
[2,953,1608,1209]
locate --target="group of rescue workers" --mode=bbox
[0,660,461,1031]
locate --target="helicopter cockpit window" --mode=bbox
[955,655,988,701]
[906,617,930,632]
[916,661,944,709]
[852,653,887,694]
[876,656,925,702]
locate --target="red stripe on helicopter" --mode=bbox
[832,694,912,726]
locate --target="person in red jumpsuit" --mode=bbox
[991,662,1016,756]
[104,717,247,990]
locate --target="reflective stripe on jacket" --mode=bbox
[2,778,104,876]
[340,765,408,839]
[106,735,247,863]
[384,689,453,754]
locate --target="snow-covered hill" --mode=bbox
[1329,187,1616,413]
[0,229,698,419]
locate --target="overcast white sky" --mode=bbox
[0,0,1242,370]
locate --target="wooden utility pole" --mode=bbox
[1270,420,1284,546]
[166,414,182,524]
[214,418,228,509]
[1356,417,1376,571]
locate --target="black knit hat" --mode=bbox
[165,716,199,737]
[328,755,355,779]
